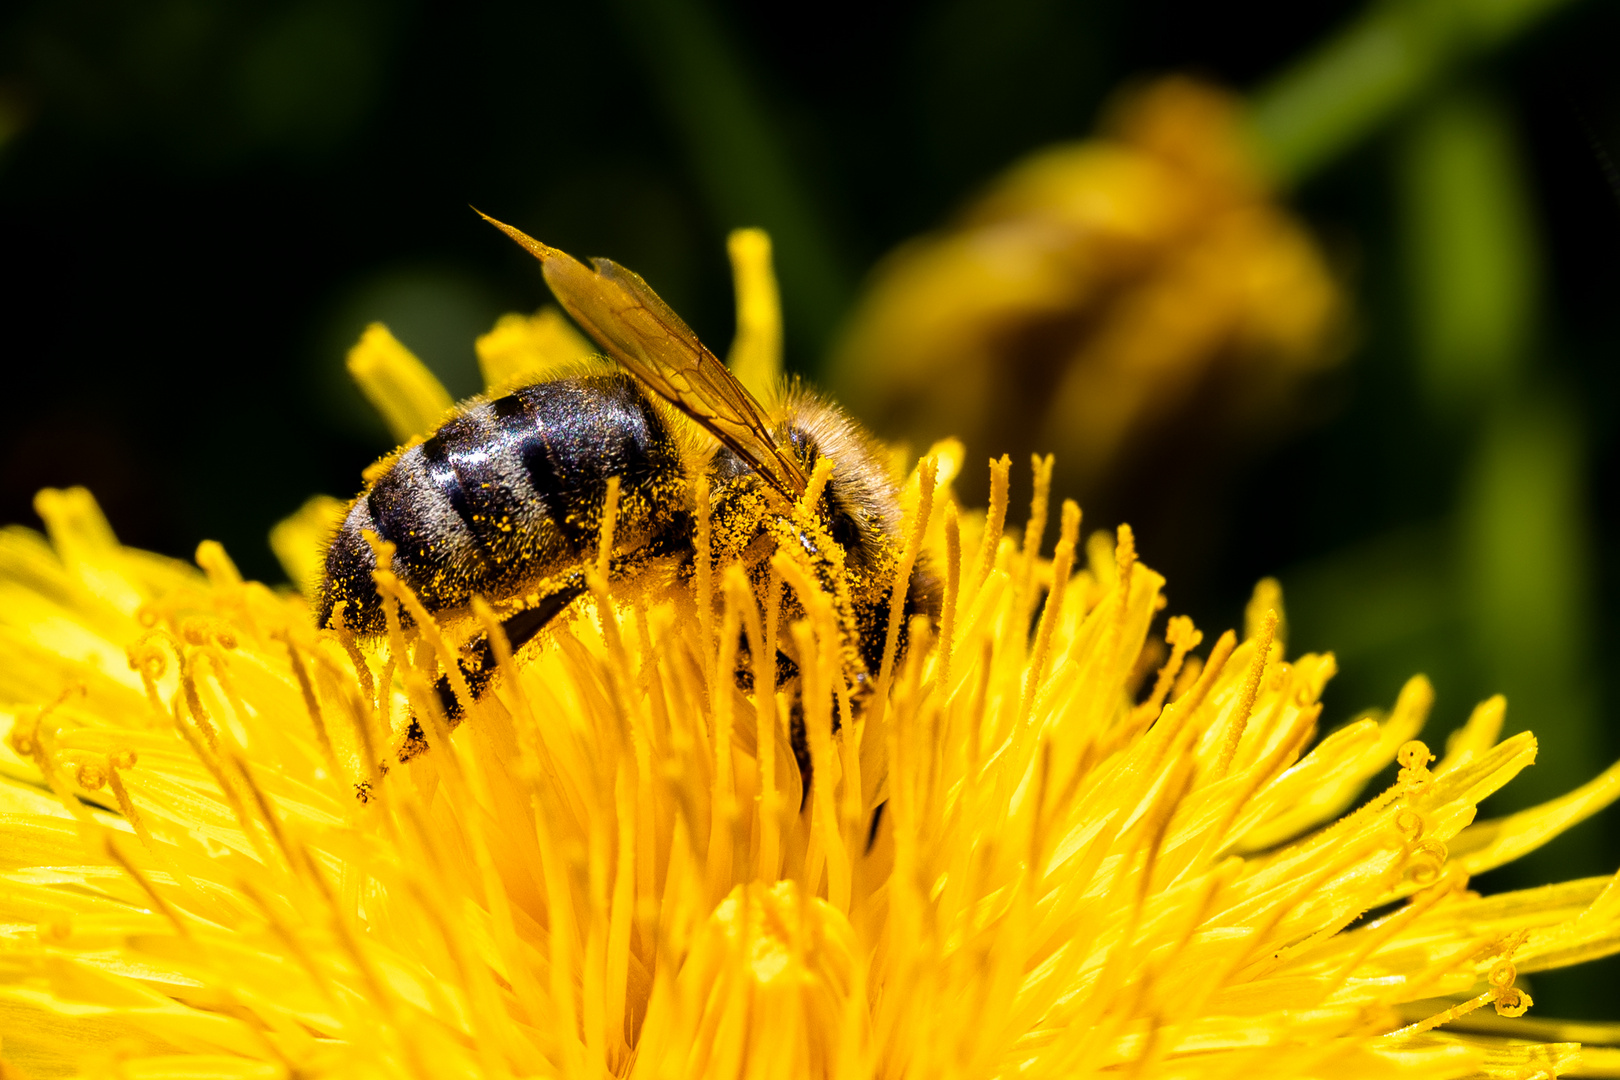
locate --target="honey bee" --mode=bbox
[319,215,940,786]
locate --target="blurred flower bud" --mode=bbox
[830,77,1346,507]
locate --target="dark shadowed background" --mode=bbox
[3,0,1620,1016]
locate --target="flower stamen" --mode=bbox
[1212,608,1279,779]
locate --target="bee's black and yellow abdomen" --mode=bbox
[318,372,687,634]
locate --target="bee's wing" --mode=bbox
[481,212,807,501]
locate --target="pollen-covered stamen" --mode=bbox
[585,475,639,735]
[180,614,239,651]
[694,474,715,675]
[939,500,962,692]
[101,832,192,939]
[14,685,88,811]
[1014,453,1055,611]
[326,600,377,702]
[707,571,743,903]
[800,454,836,514]
[273,629,345,791]
[1211,607,1278,779]
[1489,954,1533,1017]
[968,453,1013,602]
[99,744,213,913]
[1124,628,1236,781]
[1131,614,1204,730]
[872,455,937,730]
[774,552,851,902]
[176,647,225,751]
[126,630,183,723]
[1113,522,1138,617]
[305,638,385,792]
[1387,933,1535,1036]
[1022,499,1081,722]
[1397,738,1437,793]
[1392,739,1449,885]
[470,596,539,767]
[168,646,292,870]
[73,759,105,790]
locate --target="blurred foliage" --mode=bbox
[4,0,1620,1017]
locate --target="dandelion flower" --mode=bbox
[3,232,1620,1080]
[830,76,1346,504]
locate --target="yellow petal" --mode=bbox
[724,228,783,404]
[475,306,593,394]
[345,323,453,443]
[268,495,344,598]
[1449,754,1620,877]
[1240,674,1433,850]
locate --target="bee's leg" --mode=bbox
[426,581,588,730]
[787,696,813,811]
[785,694,887,852]
[866,801,886,853]
[378,582,589,783]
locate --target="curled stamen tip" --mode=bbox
[178,619,237,650]
[1404,837,1448,884]
[76,763,107,791]
[1165,615,1202,650]
[6,723,36,757]
[1407,863,1441,886]
[126,641,169,677]
[1393,807,1424,839]
[1397,740,1434,772]
[1493,987,1532,1017]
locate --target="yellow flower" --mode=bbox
[829,76,1345,503]
[3,230,1619,1080]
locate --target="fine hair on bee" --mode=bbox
[318,215,941,802]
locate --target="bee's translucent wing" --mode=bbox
[480,213,808,501]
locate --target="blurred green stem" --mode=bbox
[1457,399,1596,808]
[1397,90,1539,411]
[1249,0,1580,186]
[1396,90,1598,815]
[610,0,852,360]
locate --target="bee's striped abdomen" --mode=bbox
[318,372,687,634]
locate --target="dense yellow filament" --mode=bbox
[2,465,1619,1079]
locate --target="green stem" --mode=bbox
[1248,0,1580,187]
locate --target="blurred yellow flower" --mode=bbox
[830,77,1345,503]
[3,234,1620,1080]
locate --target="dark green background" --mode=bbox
[3,0,1620,1016]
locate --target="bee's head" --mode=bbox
[782,388,945,675]
[780,390,905,576]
